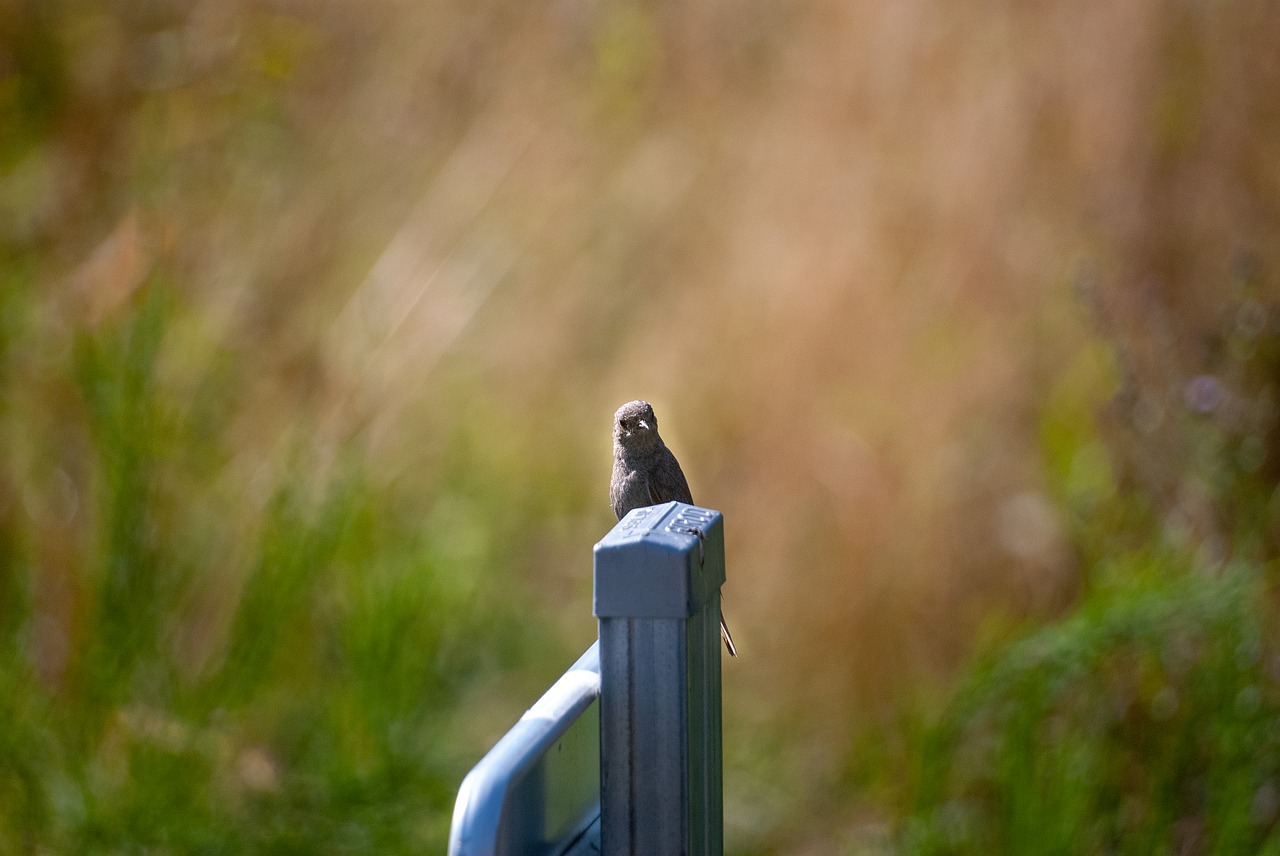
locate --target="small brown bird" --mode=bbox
[610,400,738,657]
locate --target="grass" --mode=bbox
[3,275,1279,855]
[899,551,1280,855]
[4,246,1278,856]
[890,285,1280,854]
[4,2,1279,852]
[0,276,560,853]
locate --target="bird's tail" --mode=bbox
[720,612,738,658]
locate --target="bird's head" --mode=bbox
[613,400,660,453]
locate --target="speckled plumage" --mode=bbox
[609,400,737,657]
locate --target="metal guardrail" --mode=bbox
[447,502,726,856]
[447,644,602,856]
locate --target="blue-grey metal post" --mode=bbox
[593,501,725,856]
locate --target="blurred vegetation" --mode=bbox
[891,267,1280,854]
[2,0,1279,853]
[903,556,1280,856]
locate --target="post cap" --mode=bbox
[593,502,725,618]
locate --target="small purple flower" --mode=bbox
[1184,375,1224,414]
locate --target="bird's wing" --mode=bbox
[649,448,694,506]
[609,466,624,520]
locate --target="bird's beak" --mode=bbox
[637,419,650,431]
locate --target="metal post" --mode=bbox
[593,502,725,856]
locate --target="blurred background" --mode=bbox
[2,0,1279,852]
